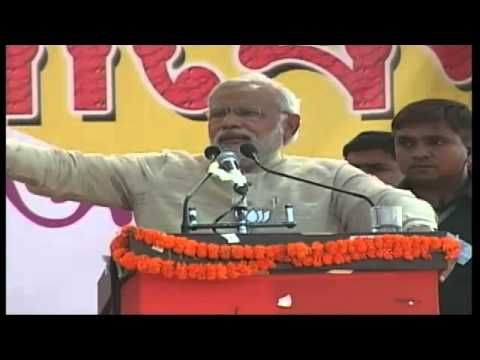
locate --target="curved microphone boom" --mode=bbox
[240,143,375,207]
[180,145,221,233]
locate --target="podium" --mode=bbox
[98,232,448,315]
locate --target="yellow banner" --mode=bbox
[7,45,471,159]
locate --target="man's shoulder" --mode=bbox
[279,155,351,178]
[284,154,347,165]
[282,155,349,171]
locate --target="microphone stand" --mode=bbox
[180,146,221,234]
[233,194,249,234]
[181,172,213,234]
[182,147,296,235]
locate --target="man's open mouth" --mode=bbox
[217,134,251,145]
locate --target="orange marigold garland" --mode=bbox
[110,225,461,281]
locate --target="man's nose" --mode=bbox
[412,144,432,159]
[221,112,243,129]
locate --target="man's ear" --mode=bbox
[283,114,300,144]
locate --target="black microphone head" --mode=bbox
[204,145,221,160]
[240,143,258,159]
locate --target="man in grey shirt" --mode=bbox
[7,73,438,236]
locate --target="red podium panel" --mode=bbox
[120,270,439,315]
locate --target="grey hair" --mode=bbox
[209,73,301,145]
[209,73,301,115]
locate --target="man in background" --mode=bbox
[392,99,472,314]
[343,131,403,186]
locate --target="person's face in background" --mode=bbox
[394,120,469,186]
[346,149,404,186]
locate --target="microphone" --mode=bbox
[240,143,375,207]
[214,151,249,195]
[205,145,221,161]
[180,145,221,233]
